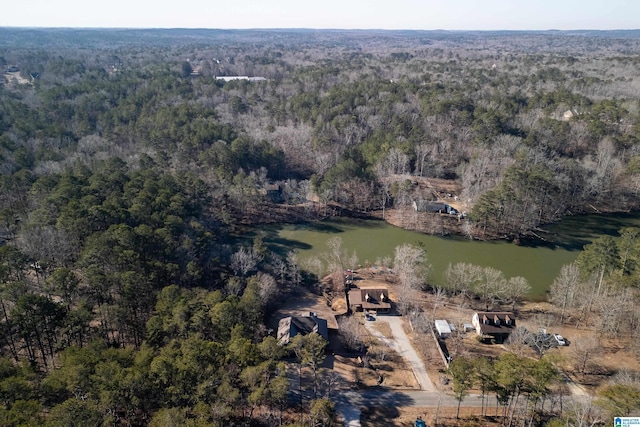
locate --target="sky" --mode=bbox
[2,0,639,31]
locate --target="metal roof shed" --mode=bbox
[435,320,452,338]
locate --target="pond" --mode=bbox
[256,212,640,299]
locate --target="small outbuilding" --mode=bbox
[435,320,452,338]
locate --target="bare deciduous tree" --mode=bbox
[431,286,447,319]
[256,272,278,306]
[286,250,302,287]
[572,336,602,374]
[473,266,505,310]
[409,311,432,334]
[322,237,358,292]
[505,327,532,357]
[443,262,483,297]
[593,287,632,335]
[502,276,531,311]
[320,370,343,399]
[550,263,581,322]
[230,246,263,277]
[562,396,605,427]
[368,343,391,362]
[394,243,429,314]
[337,316,365,352]
[17,226,79,267]
[270,255,288,283]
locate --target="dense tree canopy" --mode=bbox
[1,27,640,425]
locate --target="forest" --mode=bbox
[1,28,640,425]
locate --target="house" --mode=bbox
[348,288,391,313]
[435,320,452,338]
[412,200,458,215]
[277,313,328,345]
[260,183,283,203]
[471,311,516,343]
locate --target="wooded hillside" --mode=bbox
[1,28,640,425]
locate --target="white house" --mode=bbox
[471,311,516,343]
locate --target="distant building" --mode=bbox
[412,200,458,215]
[277,313,328,345]
[215,76,267,82]
[260,183,283,203]
[562,110,574,121]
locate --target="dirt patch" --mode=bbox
[372,207,466,236]
[4,72,31,86]
[332,351,419,389]
[362,406,502,427]
[369,320,393,339]
[270,290,342,331]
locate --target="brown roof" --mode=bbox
[264,183,281,192]
[348,288,391,310]
[475,311,515,335]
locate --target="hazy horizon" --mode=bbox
[2,0,638,31]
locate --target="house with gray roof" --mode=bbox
[277,313,329,345]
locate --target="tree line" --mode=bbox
[1,28,640,425]
[2,29,640,239]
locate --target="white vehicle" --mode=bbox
[554,334,567,346]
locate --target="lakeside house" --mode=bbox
[471,311,516,343]
[260,183,283,203]
[348,288,391,313]
[412,200,458,215]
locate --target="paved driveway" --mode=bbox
[364,315,436,392]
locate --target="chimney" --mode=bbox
[365,293,370,302]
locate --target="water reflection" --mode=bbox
[261,212,640,299]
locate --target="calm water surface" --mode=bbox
[260,212,640,299]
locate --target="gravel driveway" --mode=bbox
[364,315,436,392]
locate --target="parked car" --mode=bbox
[554,334,567,346]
